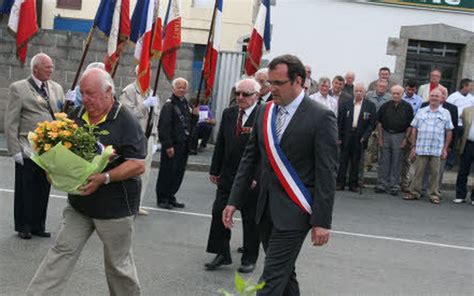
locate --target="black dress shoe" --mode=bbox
[32,231,51,238]
[171,201,185,208]
[238,263,256,273]
[157,202,172,209]
[237,247,244,253]
[374,187,385,193]
[204,255,232,271]
[18,232,32,239]
[336,184,345,191]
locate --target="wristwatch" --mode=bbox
[104,172,111,185]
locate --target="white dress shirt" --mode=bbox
[309,91,338,115]
[241,101,258,126]
[32,75,49,97]
[447,91,474,126]
[352,99,363,128]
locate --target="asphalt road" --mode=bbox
[0,156,472,295]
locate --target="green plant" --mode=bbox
[219,272,265,296]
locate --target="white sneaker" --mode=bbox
[452,199,466,204]
[471,201,474,206]
[138,208,149,215]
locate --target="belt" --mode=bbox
[384,129,404,134]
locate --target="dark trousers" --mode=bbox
[14,159,51,233]
[190,124,213,151]
[155,144,188,204]
[455,141,474,200]
[257,206,310,296]
[206,187,260,265]
[337,131,362,187]
[446,127,462,169]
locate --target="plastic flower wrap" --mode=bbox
[28,112,114,194]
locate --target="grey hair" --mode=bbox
[318,77,331,86]
[255,67,268,76]
[80,68,115,95]
[85,62,105,71]
[172,77,189,89]
[235,78,261,93]
[30,53,52,74]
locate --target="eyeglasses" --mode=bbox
[234,91,256,97]
[268,80,290,86]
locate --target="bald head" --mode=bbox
[390,85,404,103]
[354,83,366,101]
[31,53,54,82]
[436,85,448,102]
[79,68,115,120]
[429,88,443,108]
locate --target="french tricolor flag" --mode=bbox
[161,0,182,80]
[1,0,38,65]
[245,0,271,76]
[94,0,130,73]
[131,0,163,95]
[203,0,223,98]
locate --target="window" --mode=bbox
[57,0,81,10]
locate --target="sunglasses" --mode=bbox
[234,91,256,97]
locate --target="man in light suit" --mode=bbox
[453,105,474,206]
[223,54,338,296]
[418,69,444,102]
[119,66,160,215]
[4,53,65,239]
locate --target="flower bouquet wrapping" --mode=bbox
[28,113,114,194]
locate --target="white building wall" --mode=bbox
[267,0,474,86]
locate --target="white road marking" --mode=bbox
[1,188,473,251]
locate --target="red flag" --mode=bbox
[103,0,130,73]
[202,0,222,98]
[244,0,271,76]
[161,0,182,80]
[5,0,38,64]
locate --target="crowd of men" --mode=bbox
[2,51,473,295]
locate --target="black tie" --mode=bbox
[40,82,49,99]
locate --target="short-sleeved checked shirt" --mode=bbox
[411,106,454,156]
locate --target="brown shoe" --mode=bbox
[403,194,419,201]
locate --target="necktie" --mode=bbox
[235,109,245,137]
[40,82,49,99]
[276,106,288,139]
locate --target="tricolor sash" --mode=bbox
[263,101,313,214]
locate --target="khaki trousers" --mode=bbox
[409,155,441,200]
[26,205,140,296]
[364,131,379,171]
[400,143,413,189]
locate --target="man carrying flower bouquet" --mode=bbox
[4,53,65,240]
[27,68,146,296]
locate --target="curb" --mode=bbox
[1,148,458,191]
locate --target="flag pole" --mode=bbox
[195,0,219,107]
[63,25,96,112]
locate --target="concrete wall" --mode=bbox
[0,20,195,133]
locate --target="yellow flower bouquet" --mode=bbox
[28,113,114,194]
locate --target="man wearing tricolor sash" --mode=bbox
[223,55,338,296]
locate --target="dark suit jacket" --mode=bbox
[228,96,338,231]
[210,104,261,192]
[329,89,353,107]
[338,99,377,148]
[421,101,458,148]
[158,94,197,150]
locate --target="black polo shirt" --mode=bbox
[377,100,414,134]
[68,101,147,219]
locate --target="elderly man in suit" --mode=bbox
[205,78,261,273]
[337,83,376,192]
[453,105,474,206]
[418,69,444,102]
[255,68,272,103]
[223,54,338,296]
[4,53,65,240]
[119,66,160,215]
